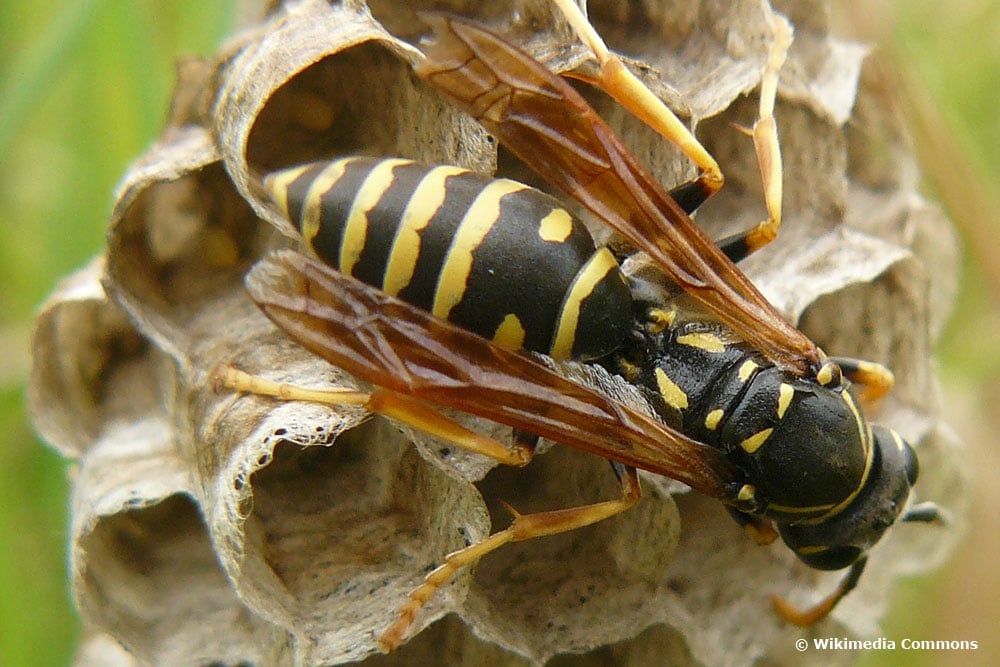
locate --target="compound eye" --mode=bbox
[876,425,919,487]
[901,435,920,486]
[796,545,862,571]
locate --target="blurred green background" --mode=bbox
[0,1,995,665]
[0,2,235,665]
[837,3,1000,667]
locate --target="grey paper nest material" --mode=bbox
[29,1,965,665]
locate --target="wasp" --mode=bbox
[214,0,942,651]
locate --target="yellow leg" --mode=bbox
[727,506,779,545]
[742,12,793,255]
[829,357,896,404]
[212,365,534,466]
[378,466,643,652]
[772,557,867,626]
[715,15,792,263]
[551,0,723,191]
[552,0,792,254]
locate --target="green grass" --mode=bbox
[0,2,233,664]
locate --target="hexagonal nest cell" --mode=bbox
[30,1,965,665]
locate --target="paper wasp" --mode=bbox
[214,0,941,652]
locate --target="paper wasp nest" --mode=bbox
[30,1,965,665]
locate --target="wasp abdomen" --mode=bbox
[264,157,632,361]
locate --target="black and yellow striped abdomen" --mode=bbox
[264,157,633,361]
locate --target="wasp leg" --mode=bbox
[553,0,792,259]
[713,15,793,264]
[745,12,793,255]
[828,356,895,404]
[212,365,534,467]
[772,556,867,626]
[511,429,541,457]
[667,178,714,216]
[715,225,773,264]
[726,506,779,545]
[378,463,642,652]
[551,0,723,194]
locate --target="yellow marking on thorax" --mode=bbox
[740,428,773,454]
[549,247,619,360]
[777,383,794,419]
[738,359,759,382]
[492,313,526,350]
[645,307,676,334]
[301,158,354,247]
[676,331,726,353]
[655,368,688,410]
[340,158,413,275]
[382,164,468,296]
[816,362,839,386]
[263,163,313,221]
[434,179,528,319]
[704,408,724,431]
[538,208,574,242]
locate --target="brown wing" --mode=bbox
[414,15,821,376]
[247,250,740,500]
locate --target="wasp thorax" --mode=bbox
[717,367,871,521]
[777,426,919,570]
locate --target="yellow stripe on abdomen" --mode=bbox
[382,164,468,296]
[550,247,620,360]
[340,158,413,276]
[263,163,312,221]
[433,179,528,320]
[300,157,355,248]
